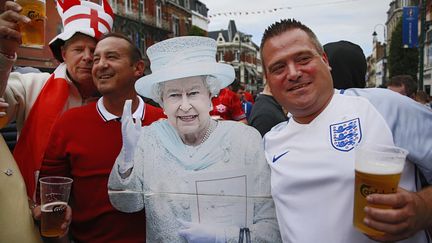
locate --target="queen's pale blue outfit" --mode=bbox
[108,120,281,242]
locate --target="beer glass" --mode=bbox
[15,0,46,48]
[353,144,407,236]
[39,176,73,237]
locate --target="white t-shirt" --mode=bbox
[264,94,427,243]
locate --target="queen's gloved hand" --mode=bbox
[178,219,226,243]
[119,99,141,173]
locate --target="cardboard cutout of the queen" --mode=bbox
[108,36,282,242]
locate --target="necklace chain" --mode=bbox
[200,120,216,145]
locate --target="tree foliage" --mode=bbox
[188,25,207,36]
[388,18,419,80]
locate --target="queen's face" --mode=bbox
[161,76,213,141]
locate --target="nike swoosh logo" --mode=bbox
[272,151,289,163]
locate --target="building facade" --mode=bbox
[7,0,208,72]
[421,0,432,94]
[367,0,420,88]
[190,0,209,32]
[367,38,386,87]
[386,0,420,50]
[0,0,63,71]
[208,20,262,92]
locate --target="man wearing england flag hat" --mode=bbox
[0,0,114,241]
[0,0,114,203]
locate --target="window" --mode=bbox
[402,0,410,7]
[125,0,132,13]
[109,0,117,9]
[185,0,190,9]
[156,2,162,27]
[425,85,431,96]
[140,0,145,15]
[235,50,240,62]
[218,51,224,62]
[427,30,432,67]
[427,43,432,67]
[185,21,190,34]
[141,34,147,56]
[172,16,180,37]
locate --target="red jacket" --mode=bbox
[210,88,246,121]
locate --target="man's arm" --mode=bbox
[344,88,432,183]
[364,186,432,242]
[342,88,432,241]
[36,115,73,243]
[0,1,30,96]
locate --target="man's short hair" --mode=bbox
[231,83,245,93]
[260,19,324,74]
[387,75,418,98]
[416,90,430,104]
[99,32,142,63]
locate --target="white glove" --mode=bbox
[119,99,141,173]
[178,219,226,243]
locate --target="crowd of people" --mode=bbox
[0,0,431,243]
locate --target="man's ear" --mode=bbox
[134,60,145,77]
[321,52,332,71]
[61,45,67,62]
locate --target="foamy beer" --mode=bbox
[41,201,68,237]
[353,144,407,236]
[39,176,73,237]
[15,0,46,48]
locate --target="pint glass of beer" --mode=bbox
[15,0,46,48]
[39,176,73,237]
[353,144,407,236]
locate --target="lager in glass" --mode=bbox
[39,176,73,237]
[353,144,407,236]
[15,0,46,48]
[41,201,68,237]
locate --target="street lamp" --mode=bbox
[373,24,387,87]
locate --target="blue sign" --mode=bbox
[402,6,418,48]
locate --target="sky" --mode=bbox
[200,0,392,57]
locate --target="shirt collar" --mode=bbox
[65,70,99,103]
[96,96,145,122]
